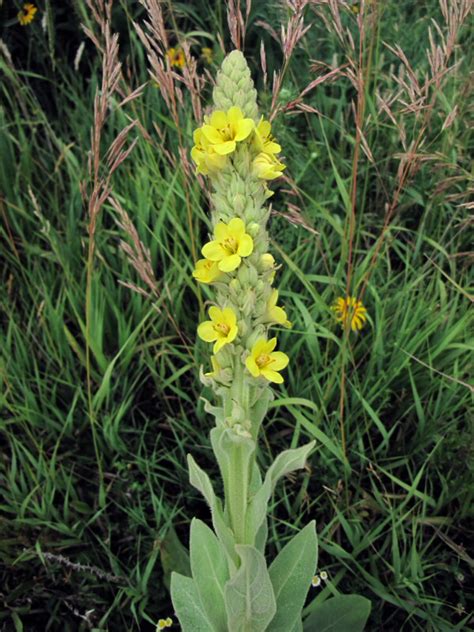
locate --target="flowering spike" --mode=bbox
[213,51,259,120]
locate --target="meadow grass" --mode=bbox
[0,0,473,630]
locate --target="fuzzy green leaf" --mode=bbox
[190,518,229,631]
[224,545,276,632]
[269,521,318,631]
[170,572,213,632]
[303,595,371,632]
[187,454,238,571]
[246,441,315,543]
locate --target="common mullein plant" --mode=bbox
[167,50,313,631]
[170,52,370,632]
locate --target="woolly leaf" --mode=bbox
[224,545,276,632]
[303,595,371,632]
[269,521,318,631]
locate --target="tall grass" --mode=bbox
[0,0,473,630]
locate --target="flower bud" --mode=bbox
[246,222,260,238]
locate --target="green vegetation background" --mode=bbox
[0,1,472,630]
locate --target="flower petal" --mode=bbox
[245,356,260,377]
[222,307,237,327]
[214,140,236,155]
[201,124,223,144]
[234,118,255,141]
[208,305,223,322]
[202,240,225,261]
[266,337,278,353]
[197,321,217,342]
[218,254,241,272]
[228,217,245,238]
[269,351,289,371]
[261,368,284,384]
[237,233,253,257]
[227,324,238,344]
[227,106,243,125]
[214,222,228,241]
[252,338,268,357]
[210,110,228,129]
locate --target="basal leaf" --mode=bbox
[190,518,229,631]
[170,572,213,632]
[303,594,371,632]
[269,521,318,631]
[224,545,276,632]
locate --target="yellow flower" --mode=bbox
[197,306,238,353]
[18,3,37,25]
[265,289,291,328]
[167,47,185,68]
[260,253,275,270]
[332,296,367,331]
[202,217,253,272]
[204,355,220,378]
[254,118,281,155]
[201,47,213,64]
[192,258,223,284]
[201,107,254,156]
[245,338,289,384]
[157,617,173,629]
[311,575,321,588]
[253,152,285,180]
[191,127,227,175]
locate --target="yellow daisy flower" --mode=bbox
[332,295,367,331]
[252,152,285,180]
[265,289,291,328]
[167,47,185,68]
[192,258,223,284]
[201,217,253,273]
[254,118,281,155]
[18,3,37,26]
[201,47,213,64]
[201,106,254,156]
[245,338,289,384]
[197,306,238,353]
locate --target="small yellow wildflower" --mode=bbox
[245,338,289,384]
[18,3,37,25]
[253,152,286,180]
[167,47,185,68]
[332,296,367,331]
[201,47,213,64]
[202,217,253,272]
[254,118,281,155]
[265,289,291,328]
[311,575,321,588]
[204,355,220,378]
[198,306,238,353]
[191,128,227,175]
[157,617,173,629]
[192,258,223,284]
[201,107,254,156]
[320,570,328,581]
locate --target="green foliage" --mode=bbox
[269,521,318,631]
[303,595,372,632]
[170,573,212,631]
[224,545,276,632]
[190,519,229,630]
